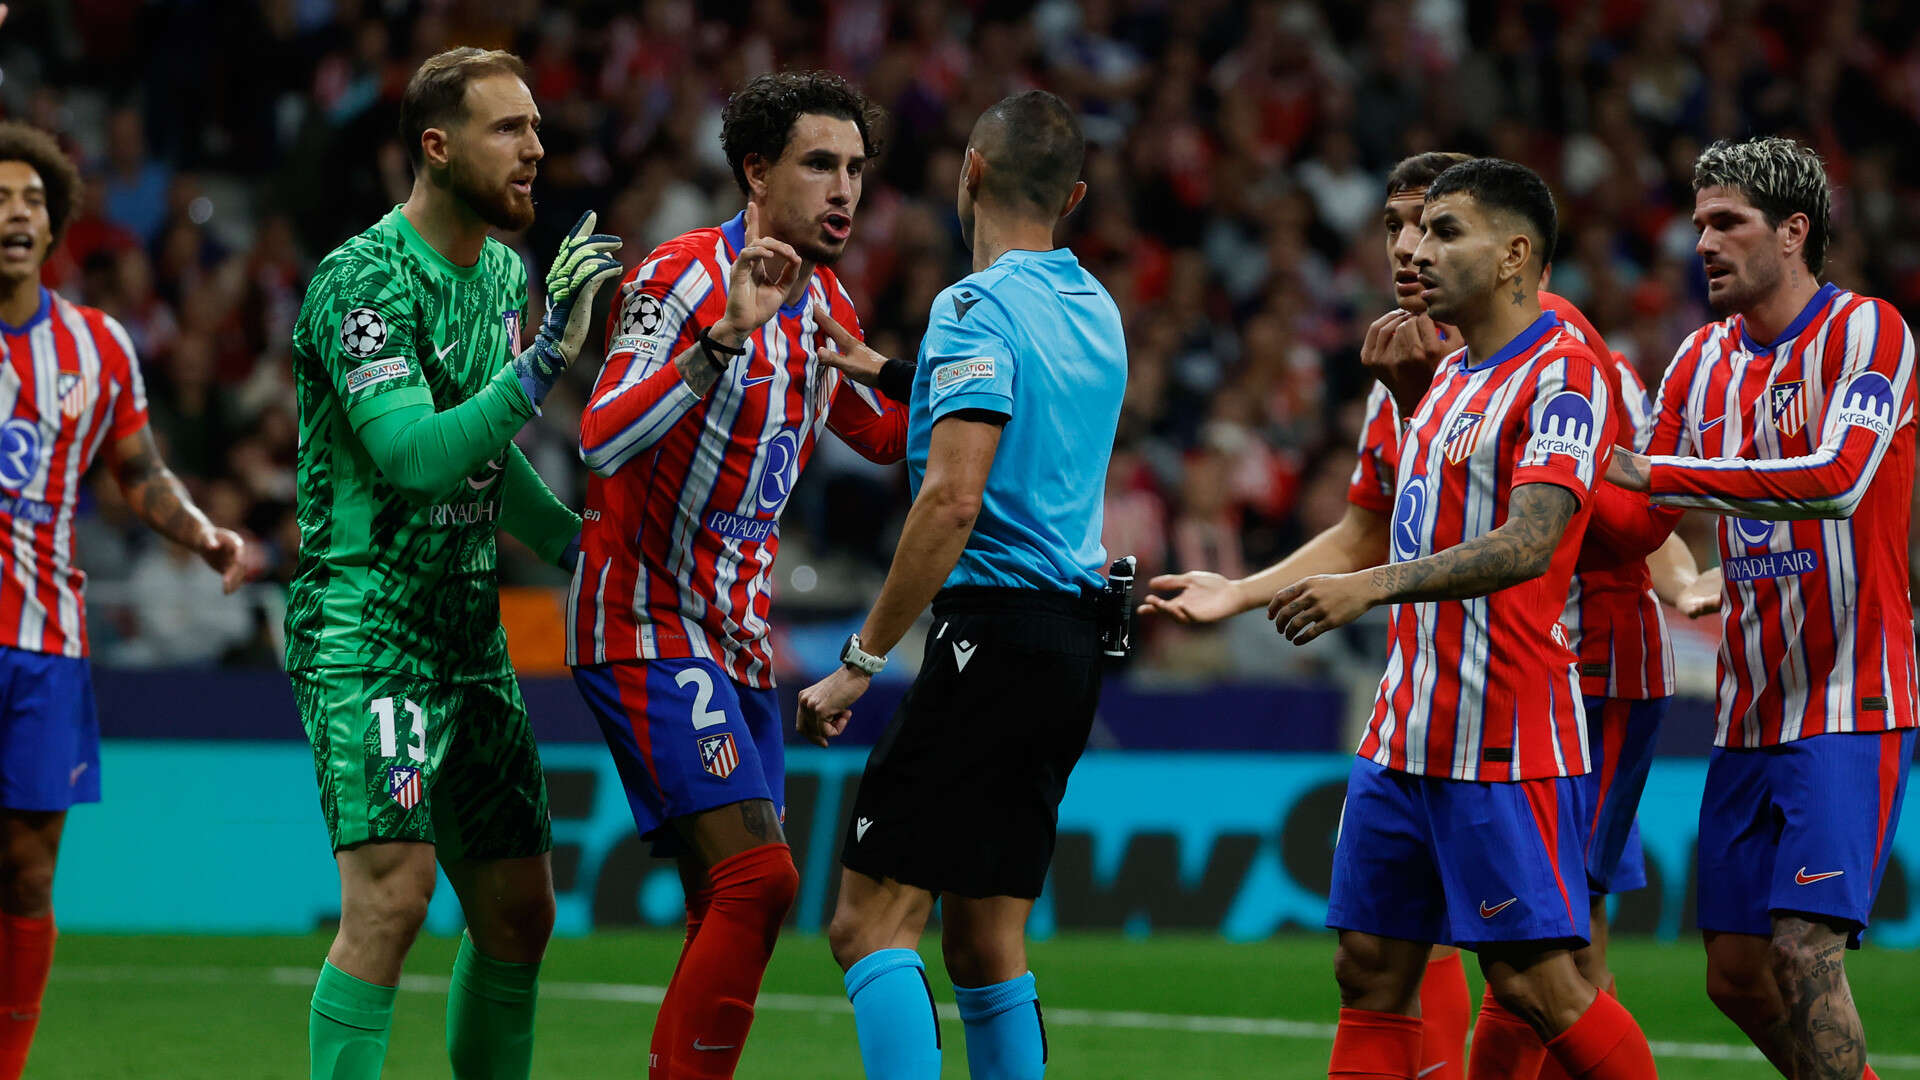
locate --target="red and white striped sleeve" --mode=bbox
[1647,298,1916,519]
[820,279,906,464]
[579,236,726,475]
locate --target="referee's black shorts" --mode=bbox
[839,586,1104,899]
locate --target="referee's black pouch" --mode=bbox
[1097,555,1136,658]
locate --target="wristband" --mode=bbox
[698,326,746,376]
[877,356,916,405]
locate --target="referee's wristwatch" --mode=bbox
[839,633,887,676]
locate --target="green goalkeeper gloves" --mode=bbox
[513,210,623,407]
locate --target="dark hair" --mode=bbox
[720,71,886,196]
[398,47,528,170]
[970,90,1085,214]
[1693,137,1832,275]
[1426,157,1558,270]
[0,123,80,252]
[1384,151,1474,198]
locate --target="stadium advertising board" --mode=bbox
[56,744,1920,946]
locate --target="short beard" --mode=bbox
[795,234,845,267]
[447,157,534,232]
[1709,256,1783,317]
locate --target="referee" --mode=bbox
[797,90,1126,1080]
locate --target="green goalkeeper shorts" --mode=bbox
[293,668,552,860]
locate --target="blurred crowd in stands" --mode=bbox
[9,0,1920,674]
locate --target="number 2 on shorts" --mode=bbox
[674,667,727,730]
[372,696,427,762]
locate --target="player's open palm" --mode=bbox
[1140,571,1243,624]
[811,302,886,385]
[723,200,803,334]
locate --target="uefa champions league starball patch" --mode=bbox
[341,307,389,358]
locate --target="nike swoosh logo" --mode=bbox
[856,817,873,841]
[70,761,88,785]
[1418,1065,1447,1078]
[691,1039,738,1052]
[1795,867,1845,885]
[741,374,775,388]
[1699,416,1725,431]
[1479,897,1519,919]
[434,339,460,363]
[952,640,977,672]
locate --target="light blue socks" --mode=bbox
[954,972,1045,1080]
[845,948,942,1079]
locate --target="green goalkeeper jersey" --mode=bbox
[287,207,541,682]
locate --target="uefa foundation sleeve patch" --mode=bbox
[345,358,414,394]
[933,356,996,390]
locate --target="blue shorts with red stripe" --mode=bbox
[572,658,785,857]
[0,645,98,811]
[1576,695,1668,895]
[1326,756,1590,949]
[1697,728,1914,948]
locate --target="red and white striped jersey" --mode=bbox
[1547,295,1674,700]
[0,289,149,658]
[1643,282,1917,746]
[567,213,908,687]
[1345,293,1673,700]
[1362,311,1615,781]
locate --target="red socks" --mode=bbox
[1418,952,1470,1080]
[1534,979,1613,1080]
[1329,1006,1423,1078]
[650,883,715,1079]
[1543,990,1656,1079]
[1467,985,1549,1078]
[656,844,798,1080]
[0,912,55,1080]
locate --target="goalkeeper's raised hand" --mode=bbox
[513,210,623,407]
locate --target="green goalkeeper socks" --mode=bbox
[310,961,396,1080]
[446,933,541,1080]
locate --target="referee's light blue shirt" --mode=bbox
[906,247,1127,593]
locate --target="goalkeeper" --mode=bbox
[285,48,621,1080]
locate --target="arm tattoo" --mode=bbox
[1772,916,1866,1080]
[114,432,211,547]
[1613,452,1649,488]
[674,340,726,397]
[1366,483,1577,604]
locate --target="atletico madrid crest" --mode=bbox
[56,372,87,419]
[388,765,423,809]
[698,733,740,780]
[1771,380,1807,437]
[1442,412,1486,464]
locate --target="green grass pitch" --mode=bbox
[36,932,1920,1078]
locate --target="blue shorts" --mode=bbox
[0,645,98,811]
[1697,728,1914,947]
[1327,757,1590,949]
[1576,696,1668,895]
[572,658,785,857]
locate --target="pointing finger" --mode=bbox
[811,303,860,349]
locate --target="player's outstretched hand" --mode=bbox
[514,211,623,406]
[1267,572,1381,645]
[717,201,802,342]
[796,666,866,747]
[810,303,886,385]
[198,526,251,594]
[1139,571,1246,625]
[1677,566,1723,617]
